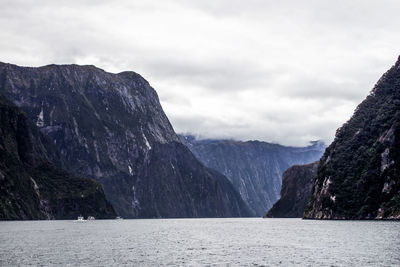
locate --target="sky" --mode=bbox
[0,0,399,146]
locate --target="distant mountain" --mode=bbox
[0,94,116,220]
[180,135,325,216]
[0,62,252,218]
[265,162,318,218]
[304,57,400,220]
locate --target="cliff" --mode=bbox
[0,95,116,220]
[0,62,252,218]
[304,57,400,220]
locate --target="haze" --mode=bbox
[1,0,399,145]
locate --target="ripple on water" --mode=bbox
[0,218,399,266]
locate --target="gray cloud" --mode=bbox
[142,57,275,93]
[0,0,399,146]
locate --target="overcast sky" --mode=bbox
[1,0,399,146]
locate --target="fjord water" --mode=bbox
[0,219,399,266]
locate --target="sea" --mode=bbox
[0,218,399,266]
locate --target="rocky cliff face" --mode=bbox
[0,95,116,220]
[180,135,325,216]
[304,57,400,220]
[265,162,318,218]
[0,62,252,218]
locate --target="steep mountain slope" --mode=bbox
[0,94,115,220]
[180,135,325,216]
[265,162,318,218]
[0,62,252,218]
[304,57,400,220]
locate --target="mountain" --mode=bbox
[180,135,325,216]
[265,161,318,218]
[304,57,400,220]
[0,62,252,218]
[0,94,116,220]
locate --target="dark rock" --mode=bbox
[0,94,116,220]
[265,162,318,218]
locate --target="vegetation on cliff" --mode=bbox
[304,57,400,220]
[0,95,116,220]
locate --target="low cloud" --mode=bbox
[0,0,399,146]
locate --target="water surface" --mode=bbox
[0,218,399,266]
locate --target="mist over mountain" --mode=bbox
[180,135,325,216]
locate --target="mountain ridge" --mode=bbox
[180,135,325,216]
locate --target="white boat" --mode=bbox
[75,216,86,222]
[115,216,123,220]
[87,216,95,220]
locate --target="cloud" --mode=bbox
[0,0,399,146]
